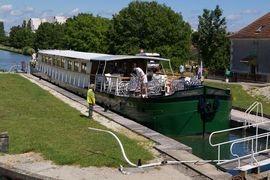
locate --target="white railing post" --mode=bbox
[218,145,220,164]
[256,124,258,153]
[116,78,119,95]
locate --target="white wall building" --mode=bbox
[29,16,68,31]
[30,18,42,31]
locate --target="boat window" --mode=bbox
[41,55,44,62]
[74,61,79,72]
[61,58,65,68]
[81,62,87,73]
[53,59,56,66]
[56,58,61,67]
[48,57,52,65]
[68,60,72,70]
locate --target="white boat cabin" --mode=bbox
[35,50,198,97]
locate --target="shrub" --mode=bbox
[22,46,35,55]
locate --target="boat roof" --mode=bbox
[38,50,170,62]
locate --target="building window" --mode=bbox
[81,63,87,73]
[256,25,265,33]
[74,61,79,72]
[68,60,72,70]
[61,58,65,68]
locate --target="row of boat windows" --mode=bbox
[40,55,87,74]
[38,64,90,88]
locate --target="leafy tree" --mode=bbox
[197,5,230,73]
[108,1,192,69]
[9,24,35,48]
[35,22,65,50]
[63,13,111,53]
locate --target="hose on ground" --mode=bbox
[87,127,230,174]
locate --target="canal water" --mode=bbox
[0,50,30,71]
[176,129,267,162]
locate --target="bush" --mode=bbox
[22,46,35,55]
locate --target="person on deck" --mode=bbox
[87,84,96,118]
[179,64,185,78]
[133,64,148,97]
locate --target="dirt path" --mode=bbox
[0,152,197,180]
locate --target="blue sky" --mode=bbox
[0,0,269,32]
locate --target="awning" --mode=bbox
[38,50,170,62]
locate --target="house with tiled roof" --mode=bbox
[230,12,270,82]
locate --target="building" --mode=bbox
[30,18,42,31]
[29,16,68,31]
[230,12,270,82]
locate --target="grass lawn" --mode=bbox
[205,81,270,116]
[0,74,153,167]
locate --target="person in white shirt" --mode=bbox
[179,64,185,77]
[133,64,148,97]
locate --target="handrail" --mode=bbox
[209,120,270,147]
[244,101,263,125]
[209,101,269,166]
[8,64,20,73]
[229,132,270,167]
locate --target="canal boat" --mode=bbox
[31,50,232,136]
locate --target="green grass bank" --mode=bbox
[0,44,22,54]
[205,81,270,116]
[0,74,153,167]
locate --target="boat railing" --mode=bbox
[94,74,131,96]
[209,102,270,167]
[93,74,172,96]
[93,74,203,97]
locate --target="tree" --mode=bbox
[197,5,230,73]
[9,25,35,48]
[63,13,111,53]
[0,21,9,45]
[108,1,192,69]
[35,22,65,50]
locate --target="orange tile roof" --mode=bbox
[230,12,270,39]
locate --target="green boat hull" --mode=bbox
[32,71,231,136]
[97,86,231,137]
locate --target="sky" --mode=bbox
[0,0,269,32]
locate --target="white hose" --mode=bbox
[88,127,230,170]
[88,127,137,167]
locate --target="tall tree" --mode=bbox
[108,1,192,69]
[35,22,65,49]
[0,21,6,43]
[63,13,111,53]
[197,5,230,73]
[0,21,8,45]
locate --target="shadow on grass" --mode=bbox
[79,114,93,120]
